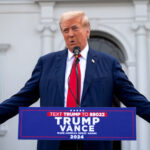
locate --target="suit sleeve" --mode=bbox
[0,57,42,124]
[113,59,150,123]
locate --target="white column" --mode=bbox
[148,27,150,100]
[134,24,149,95]
[132,22,150,150]
[122,141,130,150]
[126,61,136,86]
[0,44,10,100]
[131,1,150,150]
[133,0,149,21]
[37,2,58,55]
[121,61,137,150]
[0,43,10,136]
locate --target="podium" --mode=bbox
[18,107,136,141]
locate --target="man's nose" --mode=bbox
[68,30,74,37]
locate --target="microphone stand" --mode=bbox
[75,58,80,107]
[75,57,83,150]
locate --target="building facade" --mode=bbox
[0,0,150,150]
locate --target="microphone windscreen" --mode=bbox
[73,46,80,57]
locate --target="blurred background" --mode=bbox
[0,0,150,150]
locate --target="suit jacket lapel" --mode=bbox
[81,48,98,105]
[55,49,68,106]
[54,48,98,107]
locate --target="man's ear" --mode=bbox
[86,28,90,39]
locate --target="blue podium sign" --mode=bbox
[18,107,136,140]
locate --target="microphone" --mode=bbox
[73,46,80,58]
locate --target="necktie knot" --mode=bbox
[74,54,81,64]
[74,54,81,58]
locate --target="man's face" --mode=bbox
[61,17,90,52]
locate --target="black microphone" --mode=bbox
[73,46,80,58]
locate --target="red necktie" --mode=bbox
[66,56,81,107]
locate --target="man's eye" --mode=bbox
[63,29,69,33]
[72,26,79,31]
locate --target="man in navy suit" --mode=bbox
[0,11,150,150]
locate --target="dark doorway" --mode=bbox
[88,31,126,150]
[88,31,125,63]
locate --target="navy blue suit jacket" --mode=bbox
[0,48,150,150]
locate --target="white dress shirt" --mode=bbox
[64,44,89,107]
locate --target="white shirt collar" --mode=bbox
[68,44,89,60]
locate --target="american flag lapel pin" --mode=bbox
[91,59,95,63]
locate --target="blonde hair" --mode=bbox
[60,11,90,29]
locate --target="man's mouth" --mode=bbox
[70,40,76,45]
